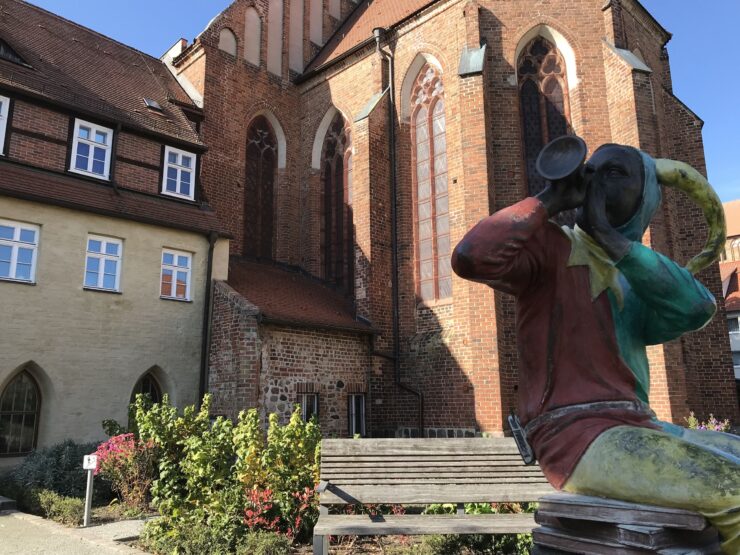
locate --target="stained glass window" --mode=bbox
[321,112,353,294]
[518,37,571,197]
[0,371,40,456]
[245,116,277,259]
[411,64,451,301]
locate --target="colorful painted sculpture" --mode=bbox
[451,137,740,553]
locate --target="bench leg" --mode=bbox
[313,534,328,555]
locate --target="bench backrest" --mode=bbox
[320,438,554,505]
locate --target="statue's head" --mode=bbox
[576,143,660,242]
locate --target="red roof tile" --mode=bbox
[0,0,202,145]
[306,0,438,72]
[227,257,374,333]
[0,160,227,237]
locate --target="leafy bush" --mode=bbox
[37,489,85,526]
[94,433,155,513]
[140,517,234,555]
[685,411,731,432]
[9,439,108,499]
[0,477,43,514]
[236,530,292,555]
[134,394,321,552]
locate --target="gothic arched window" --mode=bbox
[0,371,40,456]
[411,64,451,301]
[131,372,162,404]
[245,116,277,259]
[321,112,353,294]
[518,36,571,196]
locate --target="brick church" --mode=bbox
[1,0,737,460]
[176,0,738,437]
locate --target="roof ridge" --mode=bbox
[18,0,169,64]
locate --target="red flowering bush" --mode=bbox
[94,433,155,513]
[244,486,318,541]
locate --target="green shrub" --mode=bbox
[236,530,292,555]
[0,477,43,514]
[140,517,234,555]
[37,489,84,526]
[9,439,112,501]
[134,394,321,550]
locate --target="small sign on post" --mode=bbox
[82,454,97,527]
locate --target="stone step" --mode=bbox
[0,495,17,511]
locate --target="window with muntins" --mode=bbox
[131,373,162,404]
[162,146,196,200]
[518,36,571,197]
[729,317,739,335]
[348,393,365,437]
[0,95,9,155]
[321,112,354,294]
[0,371,40,456]
[84,235,122,292]
[161,249,191,301]
[245,116,277,259]
[299,393,318,422]
[70,119,113,179]
[411,64,451,302]
[0,219,39,283]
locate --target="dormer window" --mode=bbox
[0,38,26,66]
[70,119,113,180]
[143,98,163,112]
[162,146,196,200]
[0,95,9,155]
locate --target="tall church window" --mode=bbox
[518,36,571,196]
[245,116,277,259]
[0,371,40,456]
[321,112,353,294]
[411,64,451,302]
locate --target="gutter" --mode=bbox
[198,231,218,405]
[374,28,425,437]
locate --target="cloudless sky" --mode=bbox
[25,1,739,201]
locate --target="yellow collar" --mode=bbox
[561,224,624,309]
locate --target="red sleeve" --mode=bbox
[451,197,550,297]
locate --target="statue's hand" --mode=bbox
[536,174,588,218]
[585,183,632,261]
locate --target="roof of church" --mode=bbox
[305,0,438,72]
[227,257,375,334]
[0,160,227,237]
[0,0,202,146]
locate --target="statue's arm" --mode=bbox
[616,242,716,344]
[451,197,550,296]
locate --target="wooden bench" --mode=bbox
[313,437,555,555]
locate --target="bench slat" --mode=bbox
[322,458,524,467]
[321,471,546,480]
[320,483,555,505]
[313,513,537,536]
[325,477,548,485]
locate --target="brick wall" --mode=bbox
[200,0,738,437]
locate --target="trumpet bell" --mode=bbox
[536,135,588,181]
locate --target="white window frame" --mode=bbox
[83,235,122,292]
[70,119,113,180]
[348,393,366,437]
[161,146,196,200]
[0,95,9,155]
[160,249,192,301]
[0,219,39,283]
[299,393,319,422]
[729,316,740,336]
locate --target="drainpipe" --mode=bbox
[373,28,424,437]
[198,231,218,405]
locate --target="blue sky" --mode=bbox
[26,1,738,202]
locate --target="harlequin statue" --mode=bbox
[451,136,740,553]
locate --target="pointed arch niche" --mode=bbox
[318,109,353,293]
[410,63,451,302]
[1,367,41,455]
[516,28,576,196]
[244,6,262,66]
